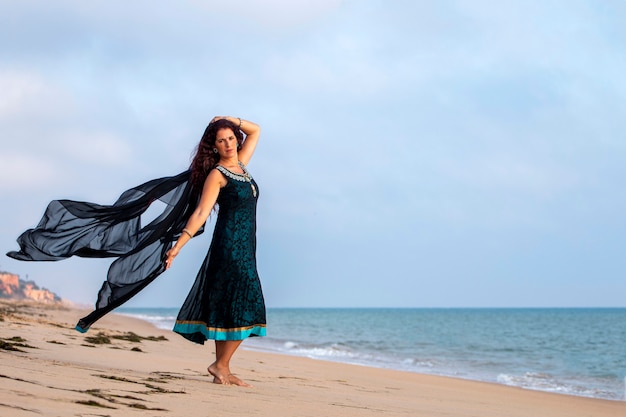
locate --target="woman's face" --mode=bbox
[214,128,238,158]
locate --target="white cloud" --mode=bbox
[0,70,74,121]
[436,153,579,197]
[57,131,133,167]
[0,152,63,190]
[262,40,391,96]
[191,0,344,29]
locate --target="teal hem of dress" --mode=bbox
[75,324,88,333]
[173,322,266,341]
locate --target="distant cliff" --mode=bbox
[0,272,62,303]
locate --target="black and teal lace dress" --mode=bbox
[173,163,266,343]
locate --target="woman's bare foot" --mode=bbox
[208,363,230,385]
[228,374,253,388]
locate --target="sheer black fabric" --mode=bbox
[6,170,202,332]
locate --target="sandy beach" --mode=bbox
[1,300,624,417]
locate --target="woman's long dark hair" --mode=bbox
[189,119,244,196]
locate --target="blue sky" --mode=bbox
[1,1,625,308]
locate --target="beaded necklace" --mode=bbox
[216,162,257,197]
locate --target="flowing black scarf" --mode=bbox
[6,170,202,332]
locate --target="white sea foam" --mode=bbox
[117,311,176,330]
[270,340,360,359]
[497,372,620,399]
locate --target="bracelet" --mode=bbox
[238,117,242,129]
[182,228,193,239]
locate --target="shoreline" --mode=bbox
[120,306,626,401]
[1,299,625,416]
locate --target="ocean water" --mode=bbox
[117,307,626,401]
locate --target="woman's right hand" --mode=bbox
[164,246,180,270]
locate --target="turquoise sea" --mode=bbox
[117,307,626,401]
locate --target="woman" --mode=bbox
[7,116,265,388]
[165,116,266,387]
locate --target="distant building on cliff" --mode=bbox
[0,272,62,303]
